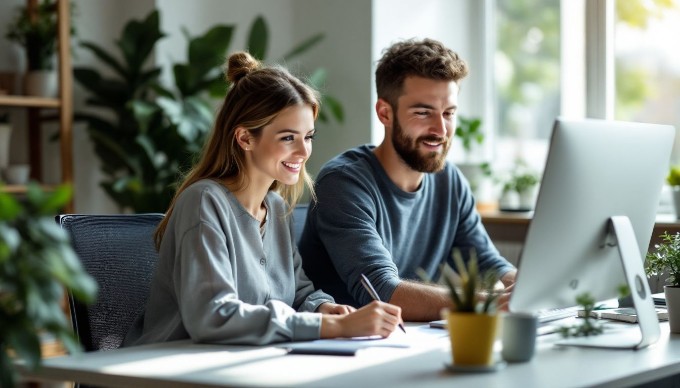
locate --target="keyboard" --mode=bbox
[428,307,578,329]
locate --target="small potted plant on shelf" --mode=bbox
[5,0,76,97]
[497,159,540,211]
[0,110,11,177]
[645,231,680,333]
[455,116,491,198]
[440,249,501,367]
[0,184,97,388]
[667,166,680,219]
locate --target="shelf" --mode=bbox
[0,95,60,108]
[0,184,56,194]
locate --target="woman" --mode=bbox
[124,52,401,346]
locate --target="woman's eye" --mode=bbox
[281,135,294,142]
[305,134,316,141]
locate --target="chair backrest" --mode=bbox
[57,214,164,352]
[292,204,309,247]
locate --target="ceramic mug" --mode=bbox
[501,312,538,362]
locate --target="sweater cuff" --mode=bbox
[291,312,322,341]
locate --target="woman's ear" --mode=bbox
[235,127,253,151]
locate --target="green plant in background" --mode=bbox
[5,0,77,71]
[75,10,343,213]
[455,116,484,160]
[667,166,680,187]
[646,231,680,287]
[0,184,97,388]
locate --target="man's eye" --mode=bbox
[415,111,429,116]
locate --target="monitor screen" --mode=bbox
[509,118,675,314]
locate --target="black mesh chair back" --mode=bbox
[57,214,164,352]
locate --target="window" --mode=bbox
[492,0,680,170]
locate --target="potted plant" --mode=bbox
[455,116,491,198]
[74,11,343,213]
[0,110,11,177]
[441,249,500,367]
[0,183,97,388]
[5,0,76,97]
[645,231,680,333]
[497,160,540,211]
[667,166,680,219]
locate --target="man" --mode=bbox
[299,38,516,321]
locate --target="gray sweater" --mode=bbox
[124,179,334,346]
[299,145,515,307]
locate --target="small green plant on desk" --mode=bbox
[557,293,604,337]
[0,183,97,388]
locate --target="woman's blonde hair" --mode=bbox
[155,51,320,248]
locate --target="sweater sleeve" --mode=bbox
[174,220,321,345]
[312,171,402,306]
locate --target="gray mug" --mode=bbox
[501,312,538,362]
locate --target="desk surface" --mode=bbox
[20,322,680,388]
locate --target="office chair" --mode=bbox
[57,213,164,352]
[292,203,309,247]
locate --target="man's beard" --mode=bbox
[392,116,449,173]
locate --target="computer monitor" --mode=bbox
[509,118,675,349]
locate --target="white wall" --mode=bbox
[0,0,476,213]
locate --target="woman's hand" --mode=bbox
[317,302,356,315]
[320,301,402,339]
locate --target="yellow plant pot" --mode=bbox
[447,311,499,366]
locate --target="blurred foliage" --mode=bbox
[75,11,343,213]
[496,0,678,135]
[0,184,97,388]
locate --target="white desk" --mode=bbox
[21,322,680,388]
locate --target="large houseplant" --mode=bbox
[646,231,680,333]
[5,0,76,96]
[441,249,500,366]
[75,11,343,213]
[0,184,97,388]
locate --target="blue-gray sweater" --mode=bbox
[299,145,514,307]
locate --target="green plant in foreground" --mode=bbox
[427,249,500,314]
[646,231,680,287]
[0,183,98,388]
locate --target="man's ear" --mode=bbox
[235,127,254,151]
[376,98,393,127]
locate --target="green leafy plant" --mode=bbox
[646,231,680,287]
[0,183,97,388]
[5,0,77,71]
[498,159,540,194]
[557,293,604,338]
[667,166,680,187]
[74,11,343,213]
[455,116,483,154]
[425,249,500,313]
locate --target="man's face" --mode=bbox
[390,76,459,173]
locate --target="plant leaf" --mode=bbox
[247,15,268,60]
[282,33,324,61]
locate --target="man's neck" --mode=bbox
[373,142,424,192]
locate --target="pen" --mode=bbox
[360,273,406,333]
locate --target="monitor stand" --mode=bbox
[556,216,660,350]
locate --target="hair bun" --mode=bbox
[226,52,260,83]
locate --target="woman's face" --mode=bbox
[248,104,315,186]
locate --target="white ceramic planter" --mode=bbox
[665,285,680,333]
[0,123,11,172]
[672,187,680,220]
[24,70,58,97]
